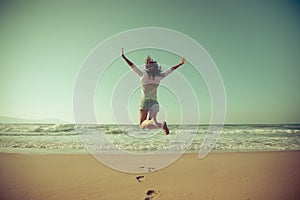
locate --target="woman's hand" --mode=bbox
[180,57,185,65]
[171,57,185,71]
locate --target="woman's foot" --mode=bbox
[162,121,169,135]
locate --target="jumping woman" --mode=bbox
[121,48,185,135]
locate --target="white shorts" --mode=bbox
[149,104,159,113]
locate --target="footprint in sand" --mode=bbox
[144,189,160,200]
[136,175,146,182]
[148,167,155,172]
[138,166,156,172]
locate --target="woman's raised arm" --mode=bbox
[171,57,185,71]
[121,48,134,67]
[121,48,143,77]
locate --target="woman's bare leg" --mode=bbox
[149,104,169,135]
[148,104,159,120]
[162,121,169,135]
[139,109,148,125]
[140,120,160,129]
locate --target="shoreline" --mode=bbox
[1,151,300,199]
[1,147,300,155]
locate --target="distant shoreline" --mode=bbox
[0,116,69,124]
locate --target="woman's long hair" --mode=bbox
[145,55,163,79]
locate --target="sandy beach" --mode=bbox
[0,151,299,200]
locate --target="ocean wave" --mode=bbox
[1,124,300,154]
[33,124,75,132]
[0,141,84,150]
[0,124,75,135]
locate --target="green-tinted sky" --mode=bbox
[0,0,299,124]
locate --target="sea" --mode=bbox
[0,123,299,154]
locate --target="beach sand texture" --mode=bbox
[1,152,300,200]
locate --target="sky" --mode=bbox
[0,0,299,124]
